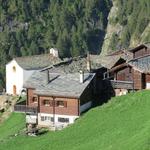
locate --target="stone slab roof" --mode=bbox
[14,54,62,70]
[24,71,95,98]
[41,56,102,73]
[95,43,149,70]
[129,55,150,73]
[98,55,122,69]
[96,50,133,69]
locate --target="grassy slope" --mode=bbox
[0,113,25,140]
[0,90,150,150]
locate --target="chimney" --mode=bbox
[49,48,59,57]
[79,70,84,83]
[46,70,49,84]
[87,52,91,72]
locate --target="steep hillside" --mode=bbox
[0,90,150,150]
[102,0,150,54]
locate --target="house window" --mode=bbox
[51,117,54,122]
[41,116,53,122]
[129,67,132,73]
[41,116,45,121]
[56,101,67,107]
[32,97,37,103]
[43,100,53,106]
[58,117,69,123]
[12,66,16,72]
[43,100,50,106]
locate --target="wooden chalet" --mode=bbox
[103,43,150,96]
[22,70,95,129]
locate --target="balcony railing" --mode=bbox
[110,80,134,89]
[14,105,38,114]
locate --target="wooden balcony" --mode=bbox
[14,105,38,114]
[110,80,134,89]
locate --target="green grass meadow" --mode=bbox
[0,90,150,150]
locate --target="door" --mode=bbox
[142,74,146,89]
[13,85,16,95]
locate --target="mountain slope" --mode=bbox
[101,0,150,54]
[0,90,150,150]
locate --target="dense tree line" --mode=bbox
[0,0,111,89]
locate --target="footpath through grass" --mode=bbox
[0,90,150,150]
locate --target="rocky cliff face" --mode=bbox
[101,0,150,55]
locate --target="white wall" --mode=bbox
[146,83,150,89]
[38,113,79,127]
[115,89,128,96]
[6,60,35,95]
[6,60,24,95]
[26,115,37,124]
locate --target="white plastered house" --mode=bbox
[6,51,61,95]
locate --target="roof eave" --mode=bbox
[109,63,130,73]
[35,93,80,99]
[129,44,146,52]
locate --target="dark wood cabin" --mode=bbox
[129,44,150,59]
[102,43,150,96]
[104,56,150,96]
[111,63,146,90]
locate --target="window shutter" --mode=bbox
[42,100,45,105]
[64,101,67,107]
[49,100,53,106]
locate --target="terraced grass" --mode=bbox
[0,90,150,150]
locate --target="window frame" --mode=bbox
[41,116,54,122]
[58,117,69,123]
[32,96,38,103]
[43,99,53,106]
[43,100,50,106]
[56,101,67,107]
